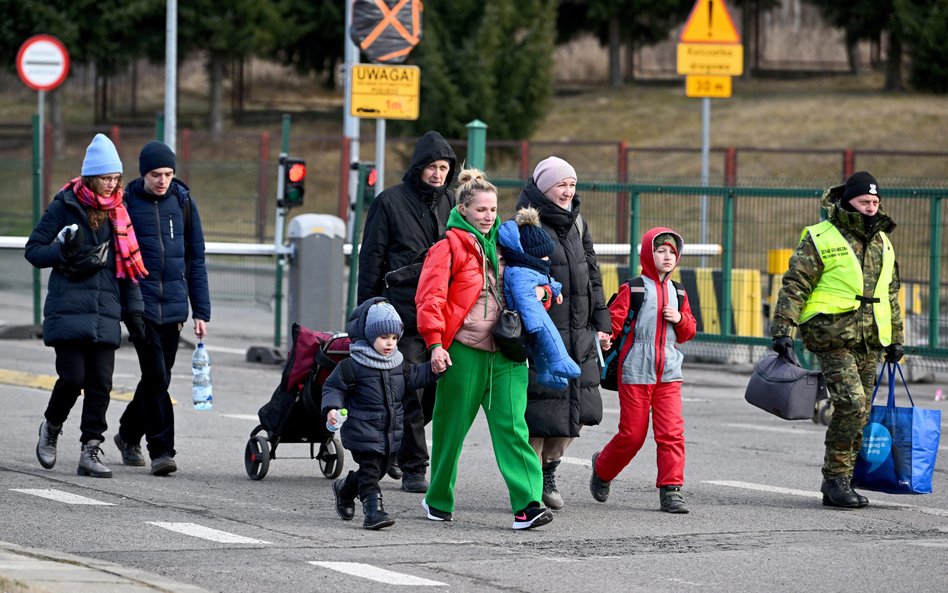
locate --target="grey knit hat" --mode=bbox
[364,301,404,343]
[533,156,577,195]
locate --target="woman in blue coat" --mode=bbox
[25,134,146,479]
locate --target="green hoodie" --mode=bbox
[446,206,499,276]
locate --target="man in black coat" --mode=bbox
[357,130,457,493]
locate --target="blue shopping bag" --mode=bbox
[852,362,941,494]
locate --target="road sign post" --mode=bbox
[675,0,741,265]
[16,35,70,327]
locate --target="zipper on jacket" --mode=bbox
[154,201,165,321]
[655,279,668,379]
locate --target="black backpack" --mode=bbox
[600,277,685,391]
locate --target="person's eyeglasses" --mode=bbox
[96,175,122,185]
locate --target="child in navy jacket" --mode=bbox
[322,297,439,530]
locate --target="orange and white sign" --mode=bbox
[680,0,740,44]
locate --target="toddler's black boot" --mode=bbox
[362,493,395,530]
[333,479,355,520]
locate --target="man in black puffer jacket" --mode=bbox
[357,131,456,493]
[113,141,211,477]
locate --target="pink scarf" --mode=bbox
[67,178,148,282]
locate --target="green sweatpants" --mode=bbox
[425,342,542,514]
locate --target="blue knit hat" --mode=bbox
[364,302,404,343]
[81,134,123,176]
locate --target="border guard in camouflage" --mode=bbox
[771,171,904,509]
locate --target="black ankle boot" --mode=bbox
[821,476,861,508]
[850,479,869,508]
[333,479,355,521]
[362,493,395,530]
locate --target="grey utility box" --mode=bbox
[287,214,347,346]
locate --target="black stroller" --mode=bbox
[244,323,352,480]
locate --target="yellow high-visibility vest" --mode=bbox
[799,220,895,346]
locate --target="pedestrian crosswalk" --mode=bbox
[10,488,115,505]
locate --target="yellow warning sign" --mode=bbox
[677,43,743,76]
[680,0,741,44]
[685,75,732,98]
[350,64,420,120]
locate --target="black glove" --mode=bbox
[58,224,83,258]
[124,312,146,343]
[772,336,794,359]
[884,343,904,363]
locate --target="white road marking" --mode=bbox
[308,561,447,586]
[725,423,819,435]
[221,414,260,421]
[560,456,592,467]
[147,522,270,544]
[704,480,948,518]
[11,488,114,505]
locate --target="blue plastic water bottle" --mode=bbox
[191,342,213,411]
[327,408,348,432]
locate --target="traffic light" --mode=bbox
[281,157,306,208]
[358,162,377,204]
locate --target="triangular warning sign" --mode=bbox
[680,0,740,43]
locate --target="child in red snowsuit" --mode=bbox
[589,228,697,513]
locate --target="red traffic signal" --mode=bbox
[281,157,306,208]
[288,162,307,183]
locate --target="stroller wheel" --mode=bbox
[245,435,270,480]
[318,435,345,479]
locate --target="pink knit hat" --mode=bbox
[533,156,577,195]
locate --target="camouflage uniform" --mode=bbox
[771,185,902,480]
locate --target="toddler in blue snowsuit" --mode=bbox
[498,207,580,388]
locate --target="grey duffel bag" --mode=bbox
[745,352,828,420]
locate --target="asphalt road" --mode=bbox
[1,306,947,593]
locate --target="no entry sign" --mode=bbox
[16,35,70,91]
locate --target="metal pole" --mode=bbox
[700,97,710,268]
[720,189,734,337]
[347,165,366,316]
[929,194,943,348]
[629,190,640,277]
[273,114,291,347]
[466,119,487,170]
[164,0,177,151]
[32,105,43,326]
[344,1,361,241]
[374,119,386,196]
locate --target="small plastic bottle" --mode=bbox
[326,408,348,432]
[191,342,213,411]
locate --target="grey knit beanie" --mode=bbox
[364,302,404,343]
[533,156,577,195]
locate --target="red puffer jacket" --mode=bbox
[416,228,491,350]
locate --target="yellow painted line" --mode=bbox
[0,368,176,404]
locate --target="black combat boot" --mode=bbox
[333,479,355,521]
[820,476,861,508]
[362,493,395,530]
[850,479,869,508]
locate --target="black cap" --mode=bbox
[139,141,176,177]
[842,171,880,203]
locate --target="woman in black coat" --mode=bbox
[515,156,613,510]
[25,134,146,479]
